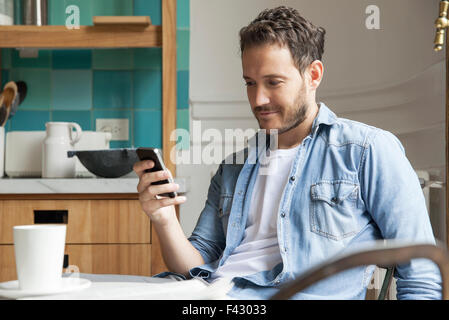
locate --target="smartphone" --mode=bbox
[136,148,177,198]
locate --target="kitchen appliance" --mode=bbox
[0,0,14,25]
[5,131,45,177]
[22,0,47,26]
[42,122,82,178]
[67,148,139,178]
[5,130,111,178]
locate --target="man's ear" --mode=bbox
[308,60,324,90]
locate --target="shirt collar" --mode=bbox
[311,102,338,137]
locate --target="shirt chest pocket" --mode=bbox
[310,181,359,241]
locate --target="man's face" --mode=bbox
[242,43,310,134]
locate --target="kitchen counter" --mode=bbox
[0,175,189,194]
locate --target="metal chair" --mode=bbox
[270,242,449,300]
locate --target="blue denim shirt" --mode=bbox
[185,102,441,299]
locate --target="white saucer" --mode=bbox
[0,278,91,299]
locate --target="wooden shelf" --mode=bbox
[0,24,162,48]
[93,16,152,27]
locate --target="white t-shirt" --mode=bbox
[210,144,300,281]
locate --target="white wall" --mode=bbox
[178,0,446,242]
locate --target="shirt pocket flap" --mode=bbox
[311,181,358,206]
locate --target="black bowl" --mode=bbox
[67,148,139,178]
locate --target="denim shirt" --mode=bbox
[185,102,441,300]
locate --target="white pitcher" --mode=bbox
[42,122,82,178]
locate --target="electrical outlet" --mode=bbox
[96,118,129,141]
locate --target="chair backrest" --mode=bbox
[270,243,449,300]
[377,266,395,300]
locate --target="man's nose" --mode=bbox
[254,86,270,106]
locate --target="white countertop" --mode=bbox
[0,174,189,194]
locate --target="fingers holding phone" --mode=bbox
[142,174,179,201]
[136,148,177,198]
[133,159,155,179]
[135,164,166,194]
[134,149,187,224]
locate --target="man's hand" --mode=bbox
[133,160,203,276]
[133,160,187,226]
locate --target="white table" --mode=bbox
[4,274,234,300]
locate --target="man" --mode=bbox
[134,6,441,299]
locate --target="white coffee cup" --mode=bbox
[13,224,67,291]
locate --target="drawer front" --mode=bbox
[0,244,152,283]
[0,200,150,244]
[65,244,151,276]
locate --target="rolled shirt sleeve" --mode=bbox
[360,128,442,299]
[188,164,227,265]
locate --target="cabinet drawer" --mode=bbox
[0,200,150,244]
[65,244,151,276]
[0,244,152,282]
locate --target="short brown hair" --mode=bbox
[239,6,326,75]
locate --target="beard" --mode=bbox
[276,98,308,135]
[254,86,309,135]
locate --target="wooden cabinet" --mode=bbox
[0,0,178,283]
[0,196,166,282]
[0,199,150,244]
[64,244,151,276]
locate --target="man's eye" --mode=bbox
[269,81,281,86]
[245,82,255,87]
